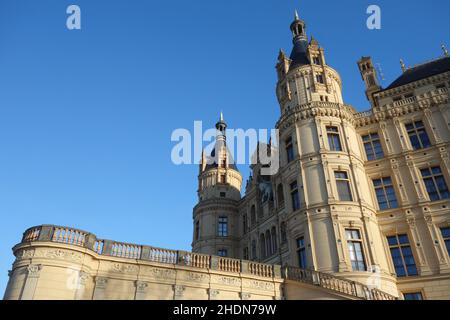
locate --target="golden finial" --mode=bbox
[442,44,449,56]
[400,59,406,72]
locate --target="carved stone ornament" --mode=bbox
[240,292,251,300]
[27,264,42,278]
[95,276,108,289]
[173,285,185,297]
[111,263,138,274]
[208,289,219,299]
[135,281,148,292]
[79,271,90,285]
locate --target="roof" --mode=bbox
[385,56,450,90]
[289,39,310,69]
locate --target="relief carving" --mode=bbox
[27,264,42,278]
[110,263,138,274]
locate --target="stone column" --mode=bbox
[21,264,42,300]
[173,285,185,300]
[74,271,90,300]
[92,276,108,300]
[134,281,149,300]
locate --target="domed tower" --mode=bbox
[192,113,242,257]
[275,11,398,296]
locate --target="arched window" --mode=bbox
[265,230,272,257]
[280,222,287,244]
[271,227,278,253]
[250,205,256,225]
[260,233,266,258]
[277,184,285,208]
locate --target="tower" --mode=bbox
[357,56,382,107]
[274,11,398,296]
[192,113,242,257]
[275,11,344,115]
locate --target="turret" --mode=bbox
[192,114,242,257]
[357,56,382,107]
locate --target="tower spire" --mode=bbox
[294,9,299,21]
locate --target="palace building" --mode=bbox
[4,12,450,300]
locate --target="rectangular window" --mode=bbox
[251,240,257,260]
[316,73,325,84]
[290,181,300,211]
[217,249,228,257]
[421,167,450,201]
[286,137,295,163]
[243,247,249,260]
[313,57,320,65]
[346,229,366,271]
[403,292,423,300]
[242,214,248,234]
[362,133,384,161]
[335,171,353,201]
[326,126,342,151]
[195,221,200,240]
[218,216,228,237]
[373,177,398,210]
[387,234,418,277]
[440,227,450,257]
[405,121,431,150]
[220,174,226,184]
[296,237,307,269]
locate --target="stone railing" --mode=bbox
[19,225,279,279]
[19,225,398,300]
[283,266,397,300]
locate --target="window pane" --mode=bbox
[404,292,423,300]
[441,228,450,238]
[387,236,398,246]
[398,234,409,245]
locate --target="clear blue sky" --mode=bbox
[0,0,449,294]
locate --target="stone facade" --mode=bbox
[3,13,450,300]
[3,225,396,300]
[192,13,450,300]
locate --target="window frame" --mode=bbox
[372,177,398,211]
[285,136,295,163]
[420,166,450,202]
[345,229,367,272]
[386,234,418,277]
[217,248,228,257]
[326,126,343,152]
[362,132,384,161]
[290,180,301,211]
[440,227,450,258]
[405,120,432,150]
[296,236,307,269]
[217,216,228,237]
[334,171,353,202]
[403,291,424,300]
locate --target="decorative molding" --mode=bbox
[110,263,138,274]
